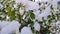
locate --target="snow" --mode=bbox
[25,1,39,11]
[20,27,33,34]
[15,0,28,6]
[34,22,40,31]
[15,0,39,11]
[33,10,40,15]
[41,0,51,3]
[0,20,21,34]
[37,6,51,21]
[13,4,18,8]
[35,0,41,2]
[55,21,60,27]
[0,21,10,29]
[52,0,60,9]
[0,3,3,9]
[50,21,60,34]
[33,10,40,19]
[0,0,60,34]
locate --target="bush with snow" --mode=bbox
[0,0,60,34]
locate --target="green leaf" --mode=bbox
[9,11,15,21]
[39,21,43,24]
[7,6,15,21]
[18,3,23,8]
[58,1,60,9]
[58,1,60,5]
[7,6,12,16]
[47,15,51,19]
[30,12,35,19]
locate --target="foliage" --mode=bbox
[0,0,60,34]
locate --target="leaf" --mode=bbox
[58,1,60,5]
[39,21,43,24]
[7,6,15,21]
[58,1,60,9]
[7,6,12,16]
[30,12,35,20]
[9,11,15,21]
[18,3,23,8]
[47,15,51,19]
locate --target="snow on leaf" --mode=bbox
[34,22,40,31]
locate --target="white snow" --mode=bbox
[33,10,40,16]
[33,10,40,19]
[25,1,39,11]
[0,20,21,34]
[20,27,33,34]
[34,22,40,31]
[52,0,60,9]
[55,21,60,27]
[15,0,39,11]
[13,4,18,8]
[0,3,3,9]
[41,0,51,3]
[37,6,51,21]
[0,21,10,29]
[15,0,28,6]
